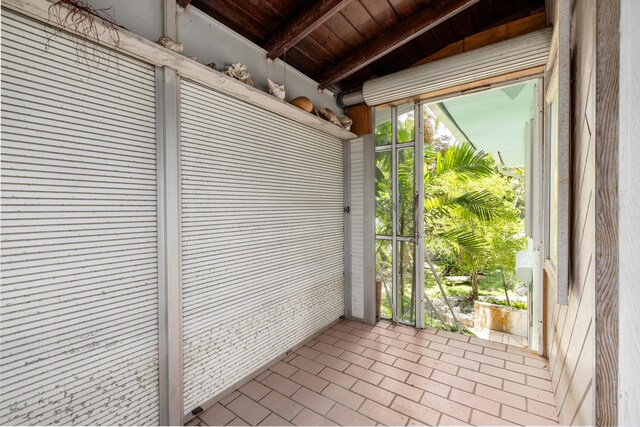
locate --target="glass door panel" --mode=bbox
[397,148,415,238]
[376,239,393,319]
[396,103,415,143]
[397,240,416,324]
[375,151,393,236]
[374,106,392,146]
[374,103,423,326]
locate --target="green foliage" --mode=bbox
[374,120,391,146]
[483,297,527,310]
[425,268,518,299]
[434,142,494,180]
[375,108,527,327]
[426,319,476,336]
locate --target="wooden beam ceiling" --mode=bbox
[315,0,480,89]
[411,12,546,68]
[265,0,354,60]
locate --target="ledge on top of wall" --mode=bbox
[3,0,357,141]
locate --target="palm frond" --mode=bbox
[425,190,502,221]
[435,142,493,180]
[437,227,487,256]
[451,190,503,221]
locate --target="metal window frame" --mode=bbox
[373,104,424,326]
[363,134,376,325]
[415,103,425,329]
[391,107,399,323]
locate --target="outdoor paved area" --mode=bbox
[469,328,529,349]
[187,320,559,426]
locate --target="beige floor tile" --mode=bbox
[199,404,236,426]
[188,320,560,427]
[260,390,304,421]
[226,395,270,426]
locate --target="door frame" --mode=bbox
[415,76,545,348]
[373,104,424,326]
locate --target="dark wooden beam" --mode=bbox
[177,0,191,9]
[316,0,480,89]
[265,0,354,60]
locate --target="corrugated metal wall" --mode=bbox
[180,79,345,412]
[349,139,365,319]
[0,11,159,425]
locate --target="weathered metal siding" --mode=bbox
[0,11,159,425]
[349,139,365,319]
[180,79,345,412]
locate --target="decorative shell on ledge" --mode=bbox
[291,97,313,112]
[157,36,184,54]
[267,78,286,101]
[339,116,353,131]
[224,62,254,86]
[315,107,341,127]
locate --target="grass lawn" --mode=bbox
[425,267,518,300]
[379,267,522,321]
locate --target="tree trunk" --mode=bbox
[501,266,511,307]
[471,272,478,300]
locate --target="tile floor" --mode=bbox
[187,320,559,426]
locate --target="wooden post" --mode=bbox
[594,0,620,425]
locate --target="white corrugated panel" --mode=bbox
[362,28,553,106]
[180,79,345,411]
[349,139,365,319]
[0,11,159,425]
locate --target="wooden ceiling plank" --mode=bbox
[430,19,458,47]
[192,0,271,42]
[323,12,366,48]
[281,46,324,78]
[340,1,382,40]
[410,11,547,67]
[363,0,400,30]
[386,0,419,18]
[316,0,480,89]
[295,34,338,66]
[308,25,352,59]
[265,0,355,60]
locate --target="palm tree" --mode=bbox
[375,113,503,325]
[424,142,501,251]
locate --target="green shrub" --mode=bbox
[482,297,527,310]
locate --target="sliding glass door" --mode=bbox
[374,103,424,326]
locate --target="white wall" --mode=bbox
[85,0,162,42]
[618,0,640,424]
[177,6,340,111]
[85,0,340,111]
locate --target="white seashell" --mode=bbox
[157,36,184,53]
[267,78,286,101]
[224,62,254,86]
[339,115,353,131]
